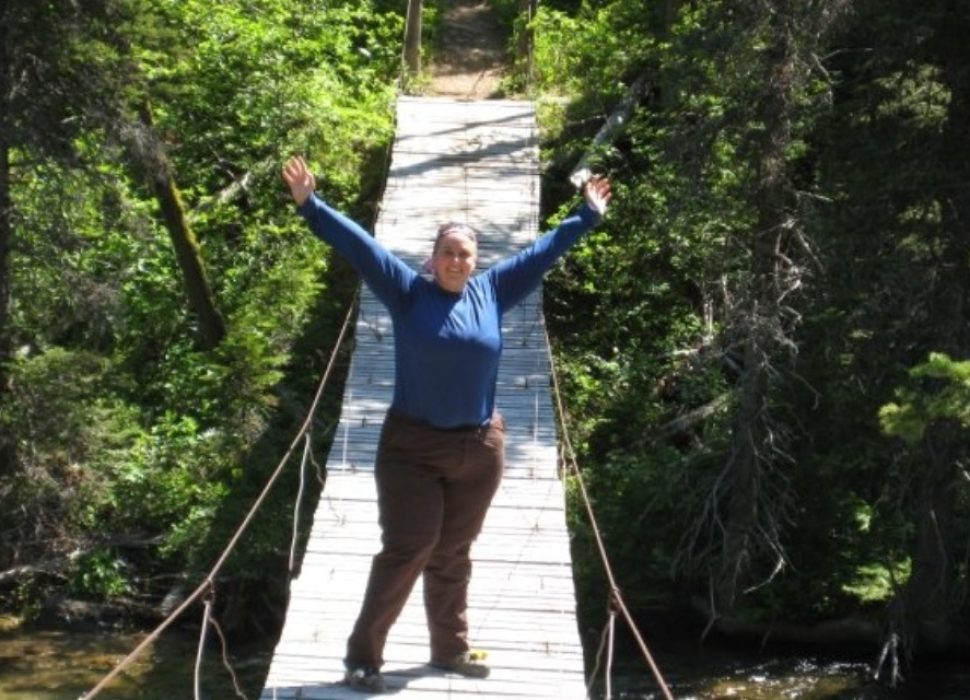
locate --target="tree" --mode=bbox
[405,0,423,77]
[1,0,403,624]
[0,24,13,475]
[881,354,970,663]
[888,0,970,659]
[0,0,130,477]
[132,101,226,350]
[679,0,847,618]
[713,0,800,612]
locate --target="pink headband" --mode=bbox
[434,222,478,249]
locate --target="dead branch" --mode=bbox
[0,560,71,585]
[570,74,651,188]
[874,632,905,687]
[646,393,731,444]
[194,156,276,214]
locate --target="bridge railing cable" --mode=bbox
[78,289,360,700]
[544,325,677,700]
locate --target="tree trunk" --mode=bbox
[0,9,16,478]
[658,0,682,110]
[138,102,226,351]
[716,0,795,612]
[901,423,961,653]
[0,138,9,388]
[404,0,423,77]
[0,144,14,479]
[516,0,538,83]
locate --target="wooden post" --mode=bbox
[404,0,423,77]
[516,0,538,84]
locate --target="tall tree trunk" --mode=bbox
[404,0,423,77]
[898,0,970,654]
[902,423,961,653]
[658,0,682,110]
[716,0,795,612]
[137,102,226,351]
[0,7,16,478]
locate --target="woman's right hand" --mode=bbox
[282,156,316,206]
[583,174,612,215]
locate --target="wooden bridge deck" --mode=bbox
[260,96,587,699]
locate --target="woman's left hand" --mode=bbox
[584,175,612,215]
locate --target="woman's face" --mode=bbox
[432,231,477,293]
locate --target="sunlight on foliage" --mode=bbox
[842,560,911,604]
[880,353,970,443]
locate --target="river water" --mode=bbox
[1,623,968,699]
[0,625,271,700]
[616,646,970,699]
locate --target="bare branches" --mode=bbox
[874,632,905,687]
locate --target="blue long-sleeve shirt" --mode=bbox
[298,194,601,428]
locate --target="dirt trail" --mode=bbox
[425,0,508,99]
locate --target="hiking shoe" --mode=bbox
[344,665,385,693]
[431,650,490,678]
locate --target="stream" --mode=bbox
[1,622,968,699]
[0,624,270,700]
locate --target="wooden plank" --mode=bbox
[261,97,587,700]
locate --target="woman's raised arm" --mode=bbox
[282,156,416,311]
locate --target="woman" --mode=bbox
[282,155,611,693]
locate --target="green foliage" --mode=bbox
[1,0,134,160]
[71,549,133,598]
[841,560,911,604]
[2,348,137,478]
[11,580,43,622]
[532,3,647,99]
[140,0,399,199]
[879,353,970,443]
[9,154,150,352]
[2,0,401,615]
[534,0,970,642]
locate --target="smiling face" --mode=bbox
[431,226,478,293]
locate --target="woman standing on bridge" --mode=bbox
[282,155,611,693]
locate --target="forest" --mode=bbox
[1,0,968,691]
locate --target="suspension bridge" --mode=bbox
[259,96,589,699]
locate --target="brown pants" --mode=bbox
[345,411,506,669]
